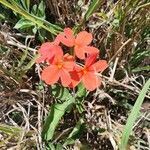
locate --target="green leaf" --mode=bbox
[38,28,46,42]
[0,123,22,135]
[85,0,102,21]
[132,66,150,72]
[47,143,55,150]
[20,0,30,11]
[51,84,73,102]
[0,0,62,35]
[46,143,63,150]
[64,118,84,146]
[56,143,63,150]
[17,47,28,68]
[14,18,35,29]
[97,12,108,20]
[75,83,87,98]
[112,19,120,28]
[25,0,30,11]
[42,98,75,141]
[120,79,150,150]
[51,84,74,113]
[31,4,37,15]
[37,0,45,19]
[0,13,5,20]
[42,85,75,141]
[75,83,88,113]
[32,26,38,34]
[114,3,124,21]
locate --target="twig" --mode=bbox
[132,112,149,129]
[98,74,150,99]
[109,38,132,63]
[0,31,37,52]
[146,129,150,150]
[7,40,37,52]
[0,64,20,84]
[109,57,119,81]
[52,127,73,144]
[37,103,43,150]
[137,2,150,10]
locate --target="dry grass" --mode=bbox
[0,0,150,149]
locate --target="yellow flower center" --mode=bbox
[57,62,63,69]
[82,67,88,74]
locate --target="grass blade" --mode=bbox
[84,0,102,21]
[75,0,102,33]
[0,123,22,134]
[120,78,150,150]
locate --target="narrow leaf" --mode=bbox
[132,66,150,72]
[85,0,102,21]
[14,19,35,29]
[37,0,45,18]
[51,84,72,102]
[120,79,150,150]
[42,98,75,141]
[64,118,84,145]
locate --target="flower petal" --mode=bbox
[36,42,54,63]
[56,28,75,47]
[75,31,92,46]
[84,46,99,55]
[53,45,64,58]
[37,43,63,64]
[63,61,74,71]
[69,65,83,88]
[85,53,97,67]
[41,65,59,85]
[92,60,108,72]
[63,53,75,71]
[53,36,61,45]
[59,69,72,87]
[63,53,74,61]
[39,42,53,54]
[82,72,101,91]
[74,46,85,59]
[36,55,47,63]
[64,28,74,41]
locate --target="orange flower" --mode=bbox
[69,54,108,91]
[57,28,99,59]
[41,54,75,87]
[37,28,108,91]
[36,41,62,64]
[57,28,75,47]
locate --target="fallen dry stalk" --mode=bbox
[99,74,150,99]
[109,38,132,63]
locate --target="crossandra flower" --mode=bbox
[57,28,99,59]
[69,54,108,91]
[36,40,62,64]
[37,27,108,91]
[41,53,75,87]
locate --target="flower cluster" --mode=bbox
[36,28,108,91]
